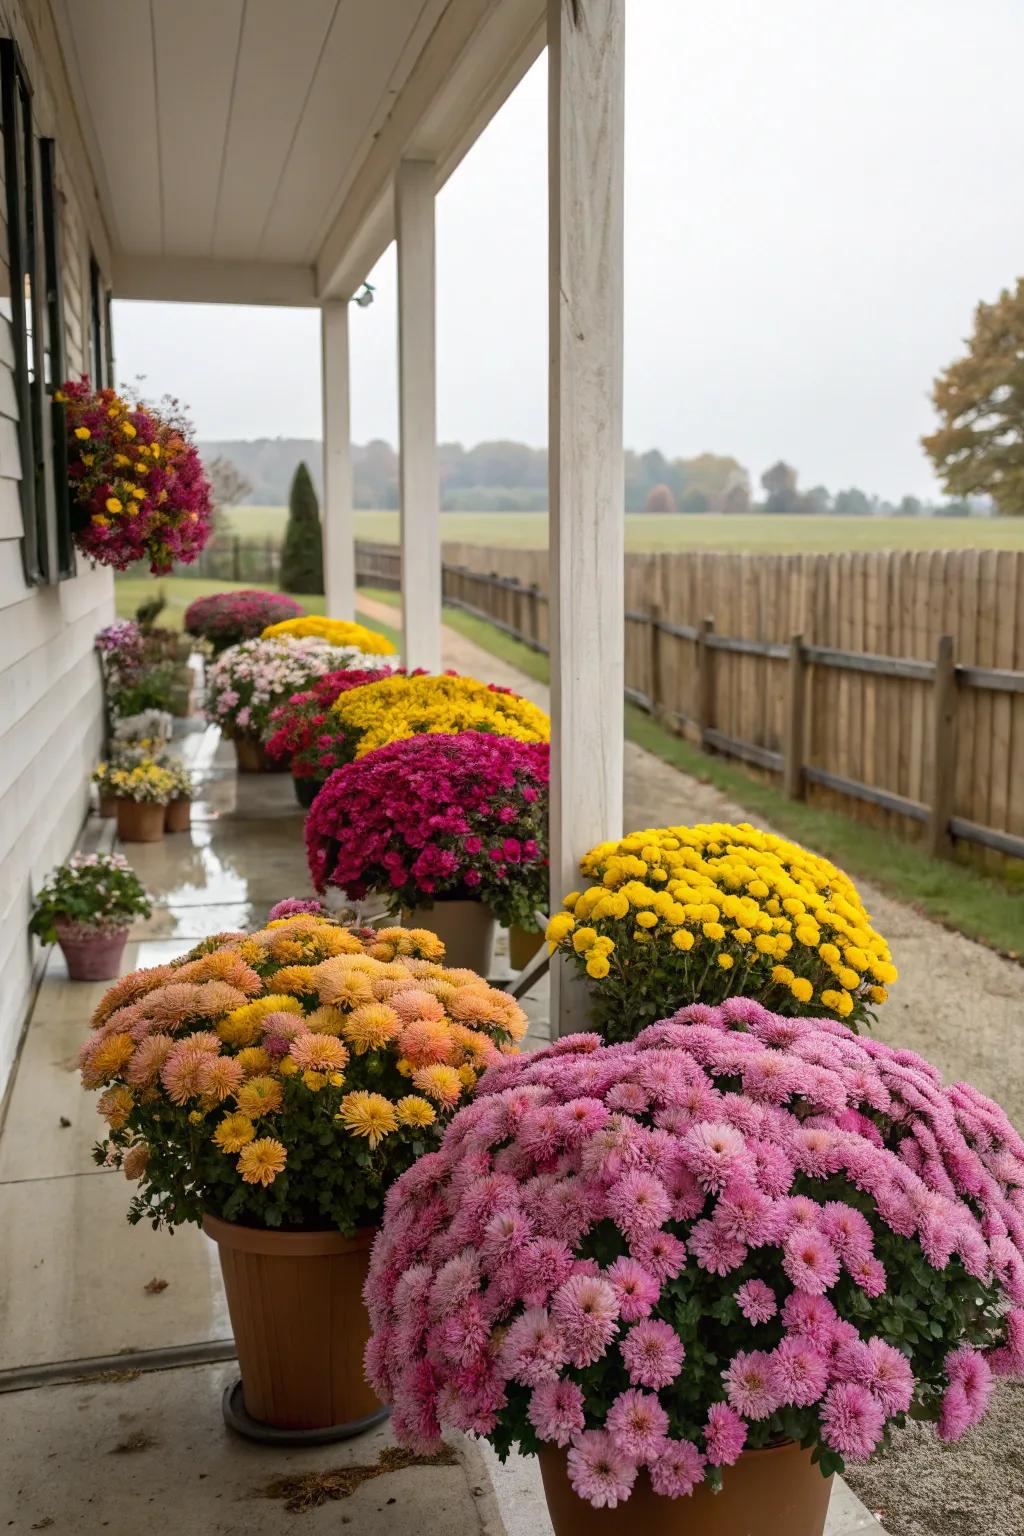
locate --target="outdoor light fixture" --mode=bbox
[352,282,375,308]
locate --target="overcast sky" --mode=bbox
[112,0,1024,502]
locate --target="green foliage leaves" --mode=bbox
[30,854,151,942]
[923,278,1024,514]
[106,1063,438,1236]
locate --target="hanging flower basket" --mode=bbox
[58,378,212,574]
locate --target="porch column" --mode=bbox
[321,300,355,619]
[548,0,626,1034]
[395,159,442,672]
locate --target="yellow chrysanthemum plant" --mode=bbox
[261,614,396,656]
[107,758,178,805]
[80,913,527,1233]
[327,672,550,765]
[546,823,897,1041]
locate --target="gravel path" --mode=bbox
[361,596,1024,1534]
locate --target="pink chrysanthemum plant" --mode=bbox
[306,731,550,931]
[364,997,1024,1510]
[204,636,376,745]
[80,914,527,1234]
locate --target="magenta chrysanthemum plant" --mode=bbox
[183,589,305,652]
[306,731,549,929]
[364,999,1024,1509]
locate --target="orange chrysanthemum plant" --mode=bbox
[80,914,527,1233]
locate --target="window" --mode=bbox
[89,252,110,388]
[41,136,73,577]
[1,37,48,585]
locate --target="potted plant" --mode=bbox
[96,619,145,694]
[91,761,118,819]
[324,672,550,769]
[111,708,174,750]
[30,852,151,980]
[366,998,1024,1535]
[545,823,897,1040]
[184,589,306,654]
[265,666,399,807]
[58,378,211,574]
[109,759,178,842]
[204,636,368,773]
[164,761,195,833]
[306,731,550,972]
[261,613,397,656]
[79,912,528,1439]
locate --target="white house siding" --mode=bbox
[0,0,115,1095]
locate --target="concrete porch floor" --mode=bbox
[0,716,879,1534]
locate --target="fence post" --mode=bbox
[784,631,806,799]
[649,603,664,720]
[696,615,715,748]
[511,577,524,641]
[927,633,957,858]
[528,584,540,649]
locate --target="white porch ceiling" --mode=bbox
[52,0,544,302]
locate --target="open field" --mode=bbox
[221,505,1024,553]
[113,575,400,652]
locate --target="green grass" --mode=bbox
[224,506,1024,554]
[114,575,400,653]
[220,505,291,538]
[362,585,1024,959]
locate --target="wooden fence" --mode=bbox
[190,536,281,583]
[356,540,1024,864]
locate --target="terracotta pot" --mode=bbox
[165,797,192,833]
[538,1441,833,1536]
[509,923,544,971]
[203,1214,384,1433]
[294,775,321,810]
[115,799,165,843]
[233,735,272,773]
[54,921,129,981]
[234,735,289,774]
[97,791,118,818]
[403,898,496,973]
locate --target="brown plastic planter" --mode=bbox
[203,1214,385,1439]
[115,800,165,843]
[509,923,544,971]
[538,1441,833,1536]
[403,898,496,973]
[97,792,118,818]
[233,735,285,773]
[165,797,191,833]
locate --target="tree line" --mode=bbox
[203,436,977,517]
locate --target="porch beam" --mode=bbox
[111,254,317,307]
[395,159,442,672]
[548,0,626,1034]
[320,301,355,620]
[315,0,545,300]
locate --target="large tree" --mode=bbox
[204,455,252,537]
[760,460,801,515]
[923,279,1024,514]
[279,461,324,594]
